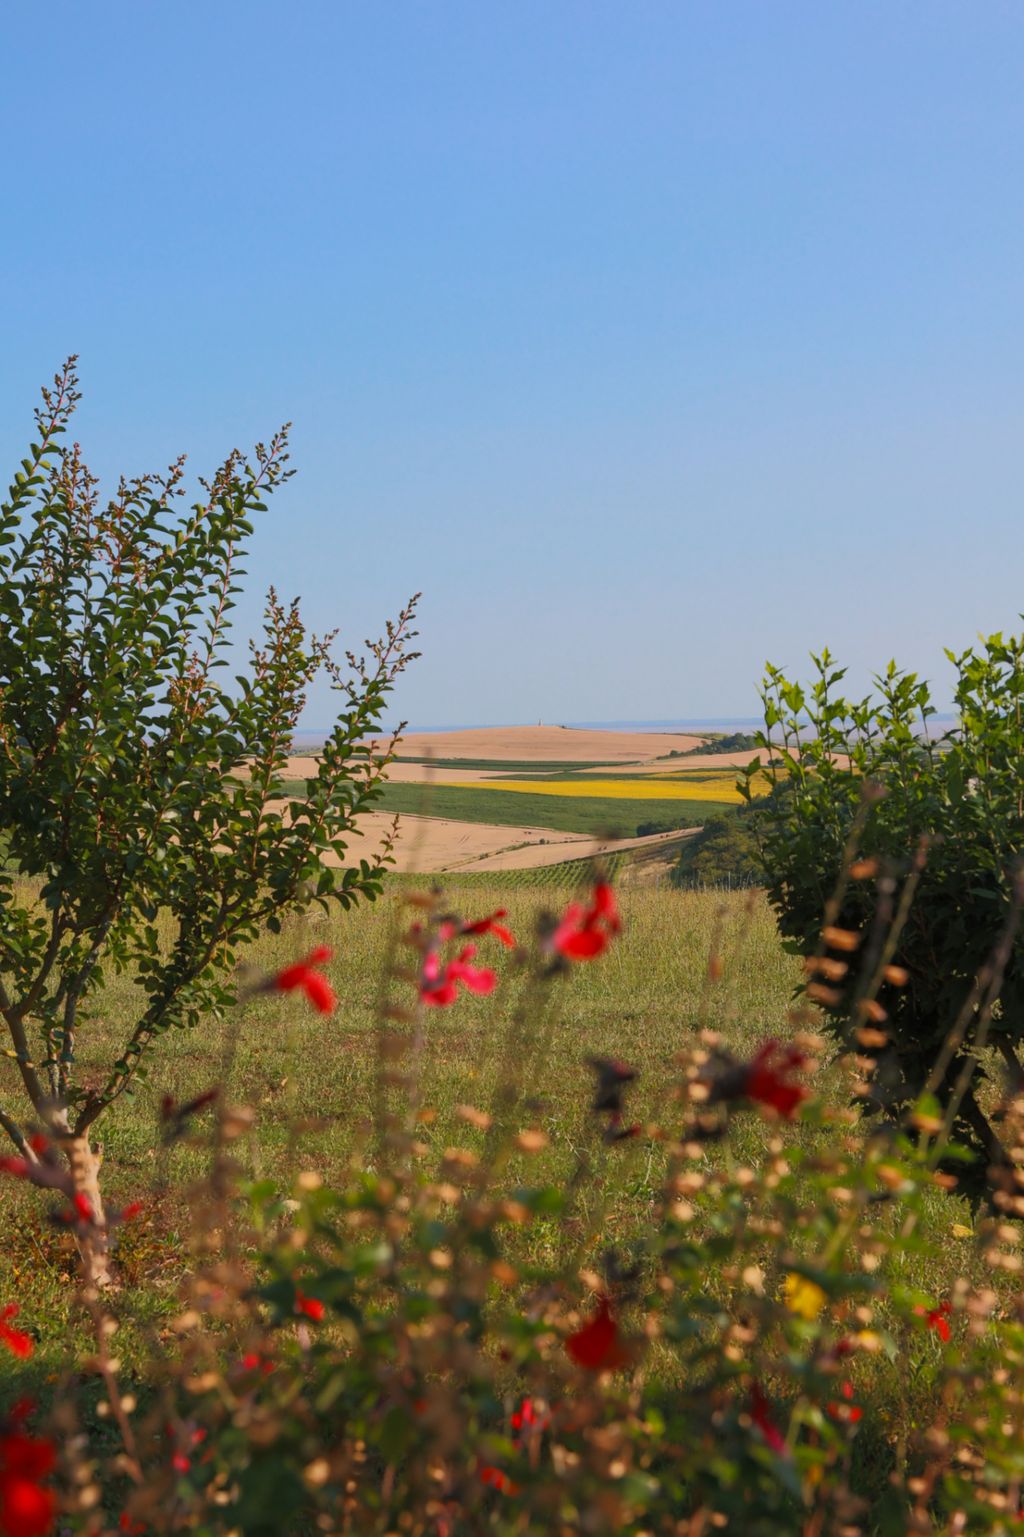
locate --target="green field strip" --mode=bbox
[371,782,722,837]
[391,756,623,772]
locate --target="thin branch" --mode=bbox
[0,1104,33,1158]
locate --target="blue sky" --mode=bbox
[1,3,1021,727]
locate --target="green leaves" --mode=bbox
[752,633,1024,1180]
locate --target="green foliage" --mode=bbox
[681,731,761,757]
[743,636,1024,1175]
[0,360,417,1153]
[672,805,763,888]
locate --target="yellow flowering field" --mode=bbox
[438,775,755,804]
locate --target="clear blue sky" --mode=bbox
[1,3,1021,728]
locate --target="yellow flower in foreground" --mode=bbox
[783,1272,826,1321]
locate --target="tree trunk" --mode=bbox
[66,1134,115,1291]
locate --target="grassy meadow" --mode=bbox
[0,874,995,1478]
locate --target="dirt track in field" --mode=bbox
[265,800,696,875]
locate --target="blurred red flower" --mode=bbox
[565,1295,629,1372]
[458,909,516,948]
[273,947,337,1015]
[552,883,621,962]
[0,1429,56,1537]
[295,1290,325,1322]
[915,1299,952,1342]
[477,1462,518,1496]
[420,945,497,1008]
[743,1040,808,1119]
[511,1396,550,1435]
[826,1380,863,1423]
[0,1307,32,1361]
[749,1382,786,1454]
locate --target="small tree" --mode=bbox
[0,360,417,1282]
[671,806,762,889]
[743,638,1024,1186]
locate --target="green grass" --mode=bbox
[0,880,1003,1506]
[328,781,721,836]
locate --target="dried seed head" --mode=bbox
[823,926,861,952]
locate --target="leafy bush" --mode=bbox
[5,878,1024,1535]
[672,805,763,888]
[0,361,417,1283]
[743,637,1024,1184]
[682,731,761,757]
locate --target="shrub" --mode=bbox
[743,638,1024,1185]
[684,731,761,757]
[0,361,417,1284]
[672,805,763,889]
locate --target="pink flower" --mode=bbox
[552,882,621,962]
[0,1307,32,1361]
[420,945,497,1008]
[272,947,337,1015]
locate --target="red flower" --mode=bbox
[420,945,497,1008]
[565,1295,629,1372]
[71,1194,93,1225]
[0,1160,29,1181]
[552,882,620,962]
[826,1380,863,1424]
[272,947,337,1016]
[749,1382,786,1454]
[0,1430,56,1537]
[0,1307,32,1361]
[477,1462,518,1496]
[295,1290,324,1322]
[743,1040,808,1119]
[511,1396,549,1435]
[239,1352,274,1376]
[459,910,516,948]
[914,1299,952,1343]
